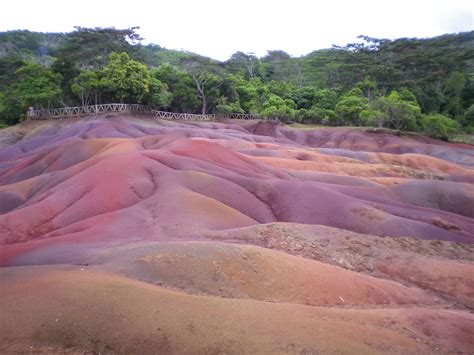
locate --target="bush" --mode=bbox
[335,95,368,126]
[297,106,335,124]
[373,91,420,131]
[260,94,296,119]
[359,108,384,127]
[215,101,244,115]
[463,104,474,127]
[420,114,459,140]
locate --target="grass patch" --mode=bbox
[284,123,329,130]
[449,134,474,145]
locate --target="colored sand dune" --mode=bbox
[1,115,473,353]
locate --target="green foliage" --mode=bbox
[356,78,377,99]
[147,69,172,109]
[335,95,368,125]
[444,71,466,118]
[0,92,5,113]
[226,52,261,79]
[0,61,62,123]
[291,86,316,109]
[0,27,473,138]
[297,106,335,124]
[463,104,474,125]
[260,50,294,82]
[0,30,64,60]
[313,89,338,110]
[0,56,26,124]
[102,52,149,103]
[70,70,102,105]
[215,96,244,114]
[0,55,26,90]
[155,64,200,113]
[261,94,296,119]
[398,88,419,104]
[420,114,460,140]
[359,108,384,127]
[15,62,62,110]
[51,58,80,104]
[373,90,421,130]
[181,56,225,114]
[54,27,142,69]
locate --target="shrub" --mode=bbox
[420,114,460,140]
[359,108,384,127]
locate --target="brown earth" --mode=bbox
[1,114,473,353]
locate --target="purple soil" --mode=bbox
[1,117,473,263]
[1,115,473,353]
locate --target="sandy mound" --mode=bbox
[1,116,473,352]
[1,266,473,354]
[93,241,436,306]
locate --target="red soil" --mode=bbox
[0,115,473,353]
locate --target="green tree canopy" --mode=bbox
[70,70,102,106]
[15,62,62,110]
[444,71,466,118]
[261,94,296,119]
[102,52,149,103]
[147,68,172,109]
[55,27,142,69]
[373,90,421,130]
[335,95,368,125]
[420,113,460,140]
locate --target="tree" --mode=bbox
[313,89,338,110]
[147,68,172,109]
[226,52,260,79]
[463,104,474,127]
[181,57,224,114]
[0,92,5,114]
[297,106,336,124]
[292,86,316,110]
[0,55,27,123]
[260,94,296,120]
[356,77,377,100]
[55,27,143,69]
[102,52,149,103]
[215,96,244,114]
[1,28,473,129]
[335,93,369,126]
[51,58,80,104]
[359,108,384,127]
[373,90,421,130]
[420,114,459,140]
[154,64,200,113]
[261,50,293,81]
[233,77,266,113]
[0,30,63,61]
[70,70,102,105]
[444,71,466,118]
[14,62,62,111]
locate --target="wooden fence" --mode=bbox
[26,104,262,121]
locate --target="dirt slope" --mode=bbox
[1,115,473,353]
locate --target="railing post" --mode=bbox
[27,107,34,119]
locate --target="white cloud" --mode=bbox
[1,0,473,60]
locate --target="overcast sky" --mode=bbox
[1,0,472,60]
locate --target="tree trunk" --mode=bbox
[201,95,207,115]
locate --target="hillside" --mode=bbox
[1,114,473,353]
[1,28,473,140]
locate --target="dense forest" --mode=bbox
[1,27,473,139]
